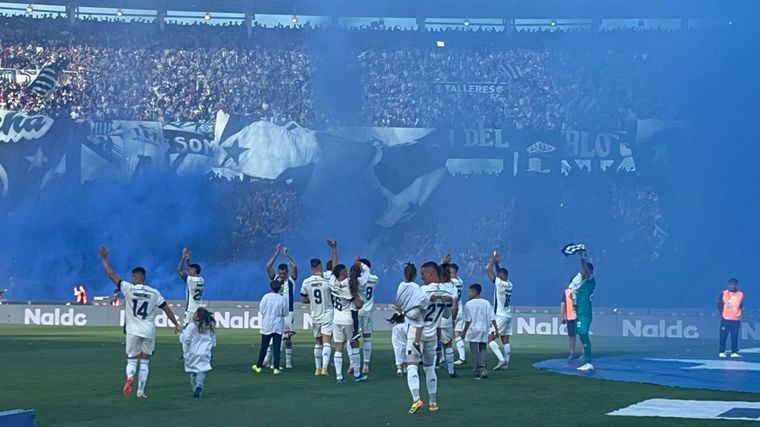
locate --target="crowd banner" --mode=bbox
[0,110,80,204]
[432,82,507,97]
[83,120,165,182]
[1,109,640,228]
[3,303,758,342]
[163,121,215,176]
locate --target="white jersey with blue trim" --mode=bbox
[274,276,296,312]
[120,280,166,339]
[185,275,205,310]
[359,274,378,315]
[420,283,454,341]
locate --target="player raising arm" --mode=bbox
[264,244,298,369]
[327,239,369,384]
[177,248,206,326]
[486,251,513,370]
[99,245,181,399]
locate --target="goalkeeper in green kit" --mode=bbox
[575,249,596,372]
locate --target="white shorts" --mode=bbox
[184,303,205,325]
[406,335,437,366]
[312,321,333,338]
[455,316,465,333]
[491,316,513,337]
[333,323,354,343]
[284,312,294,333]
[439,324,453,344]
[126,334,155,357]
[359,314,373,335]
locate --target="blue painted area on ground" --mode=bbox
[534,355,760,393]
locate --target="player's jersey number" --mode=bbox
[132,300,149,320]
[313,289,323,305]
[423,302,447,323]
[366,287,373,301]
[192,288,203,302]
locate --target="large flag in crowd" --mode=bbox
[26,61,66,96]
[0,111,79,206]
[0,107,649,227]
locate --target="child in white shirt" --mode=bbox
[180,307,217,398]
[462,283,499,379]
[252,280,289,374]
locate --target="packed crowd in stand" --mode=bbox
[0,15,682,129]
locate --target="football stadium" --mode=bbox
[0,0,759,425]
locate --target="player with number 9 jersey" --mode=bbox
[301,274,333,332]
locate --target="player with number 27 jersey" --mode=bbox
[420,284,454,341]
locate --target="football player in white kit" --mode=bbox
[450,263,467,365]
[326,239,369,384]
[409,261,453,414]
[486,251,513,370]
[437,259,458,378]
[300,257,333,376]
[176,248,205,326]
[265,244,298,369]
[99,246,182,399]
[358,258,377,374]
[393,263,428,414]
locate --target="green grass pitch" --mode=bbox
[1,326,756,426]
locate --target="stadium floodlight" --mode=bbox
[728,20,733,26]
[204,12,211,21]
[550,20,557,27]
[116,9,123,17]
[464,19,470,27]
[436,40,445,48]
[26,4,33,14]
[291,15,298,24]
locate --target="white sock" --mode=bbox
[264,347,272,365]
[445,347,455,374]
[286,348,293,366]
[126,359,138,378]
[322,343,332,368]
[138,359,150,393]
[350,347,362,378]
[455,337,466,360]
[503,343,512,365]
[334,353,343,380]
[423,365,437,404]
[435,343,443,365]
[314,345,323,370]
[406,365,420,401]
[489,341,505,362]
[363,338,372,367]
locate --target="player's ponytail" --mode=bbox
[348,264,362,297]
[403,262,416,283]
